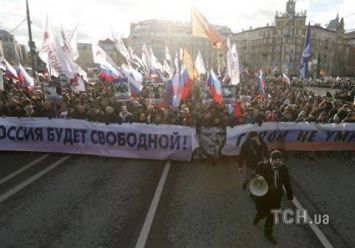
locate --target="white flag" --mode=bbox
[128,46,146,72]
[225,39,233,78]
[69,25,79,61]
[165,45,172,62]
[39,16,73,78]
[230,43,240,85]
[194,50,206,74]
[61,25,79,73]
[61,25,87,89]
[71,74,86,92]
[227,38,240,85]
[163,59,173,78]
[92,42,121,76]
[149,46,163,71]
[114,35,130,60]
[141,43,151,70]
[173,51,179,72]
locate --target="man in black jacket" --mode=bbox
[252,150,293,245]
[238,131,268,190]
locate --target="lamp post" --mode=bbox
[26,0,36,78]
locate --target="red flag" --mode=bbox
[234,101,242,118]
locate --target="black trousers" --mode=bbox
[254,209,275,235]
[255,189,282,235]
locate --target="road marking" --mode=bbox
[292,195,334,248]
[0,155,71,203]
[135,160,171,248]
[0,154,50,186]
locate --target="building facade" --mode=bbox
[76,38,128,71]
[344,31,355,76]
[0,30,23,65]
[0,29,40,73]
[75,43,94,70]
[231,0,353,77]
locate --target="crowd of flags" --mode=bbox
[0,6,312,108]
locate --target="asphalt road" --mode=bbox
[0,151,354,248]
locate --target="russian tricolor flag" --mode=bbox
[258,68,266,96]
[1,56,18,80]
[207,69,222,104]
[179,66,193,100]
[121,64,143,97]
[99,65,120,82]
[17,64,34,89]
[164,72,180,107]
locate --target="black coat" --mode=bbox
[238,138,268,169]
[254,160,293,214]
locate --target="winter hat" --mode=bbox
[271,150,283,160]
[247,131,258,139]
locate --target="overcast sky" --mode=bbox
[0,0,355,48]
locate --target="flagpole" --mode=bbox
[190,5,194,102]
[190,5,199,102]
[26,0,36,78]
[190,5,194,70]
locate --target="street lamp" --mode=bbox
[26,0,36,78]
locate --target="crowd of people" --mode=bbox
[3,72,354,161]
[1,74,354,127]
[3,72,353,246]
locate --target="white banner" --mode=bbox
[0,118,192,161]
[192,122,355,159]
[222,122,355,155]
[1,119,355,161]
